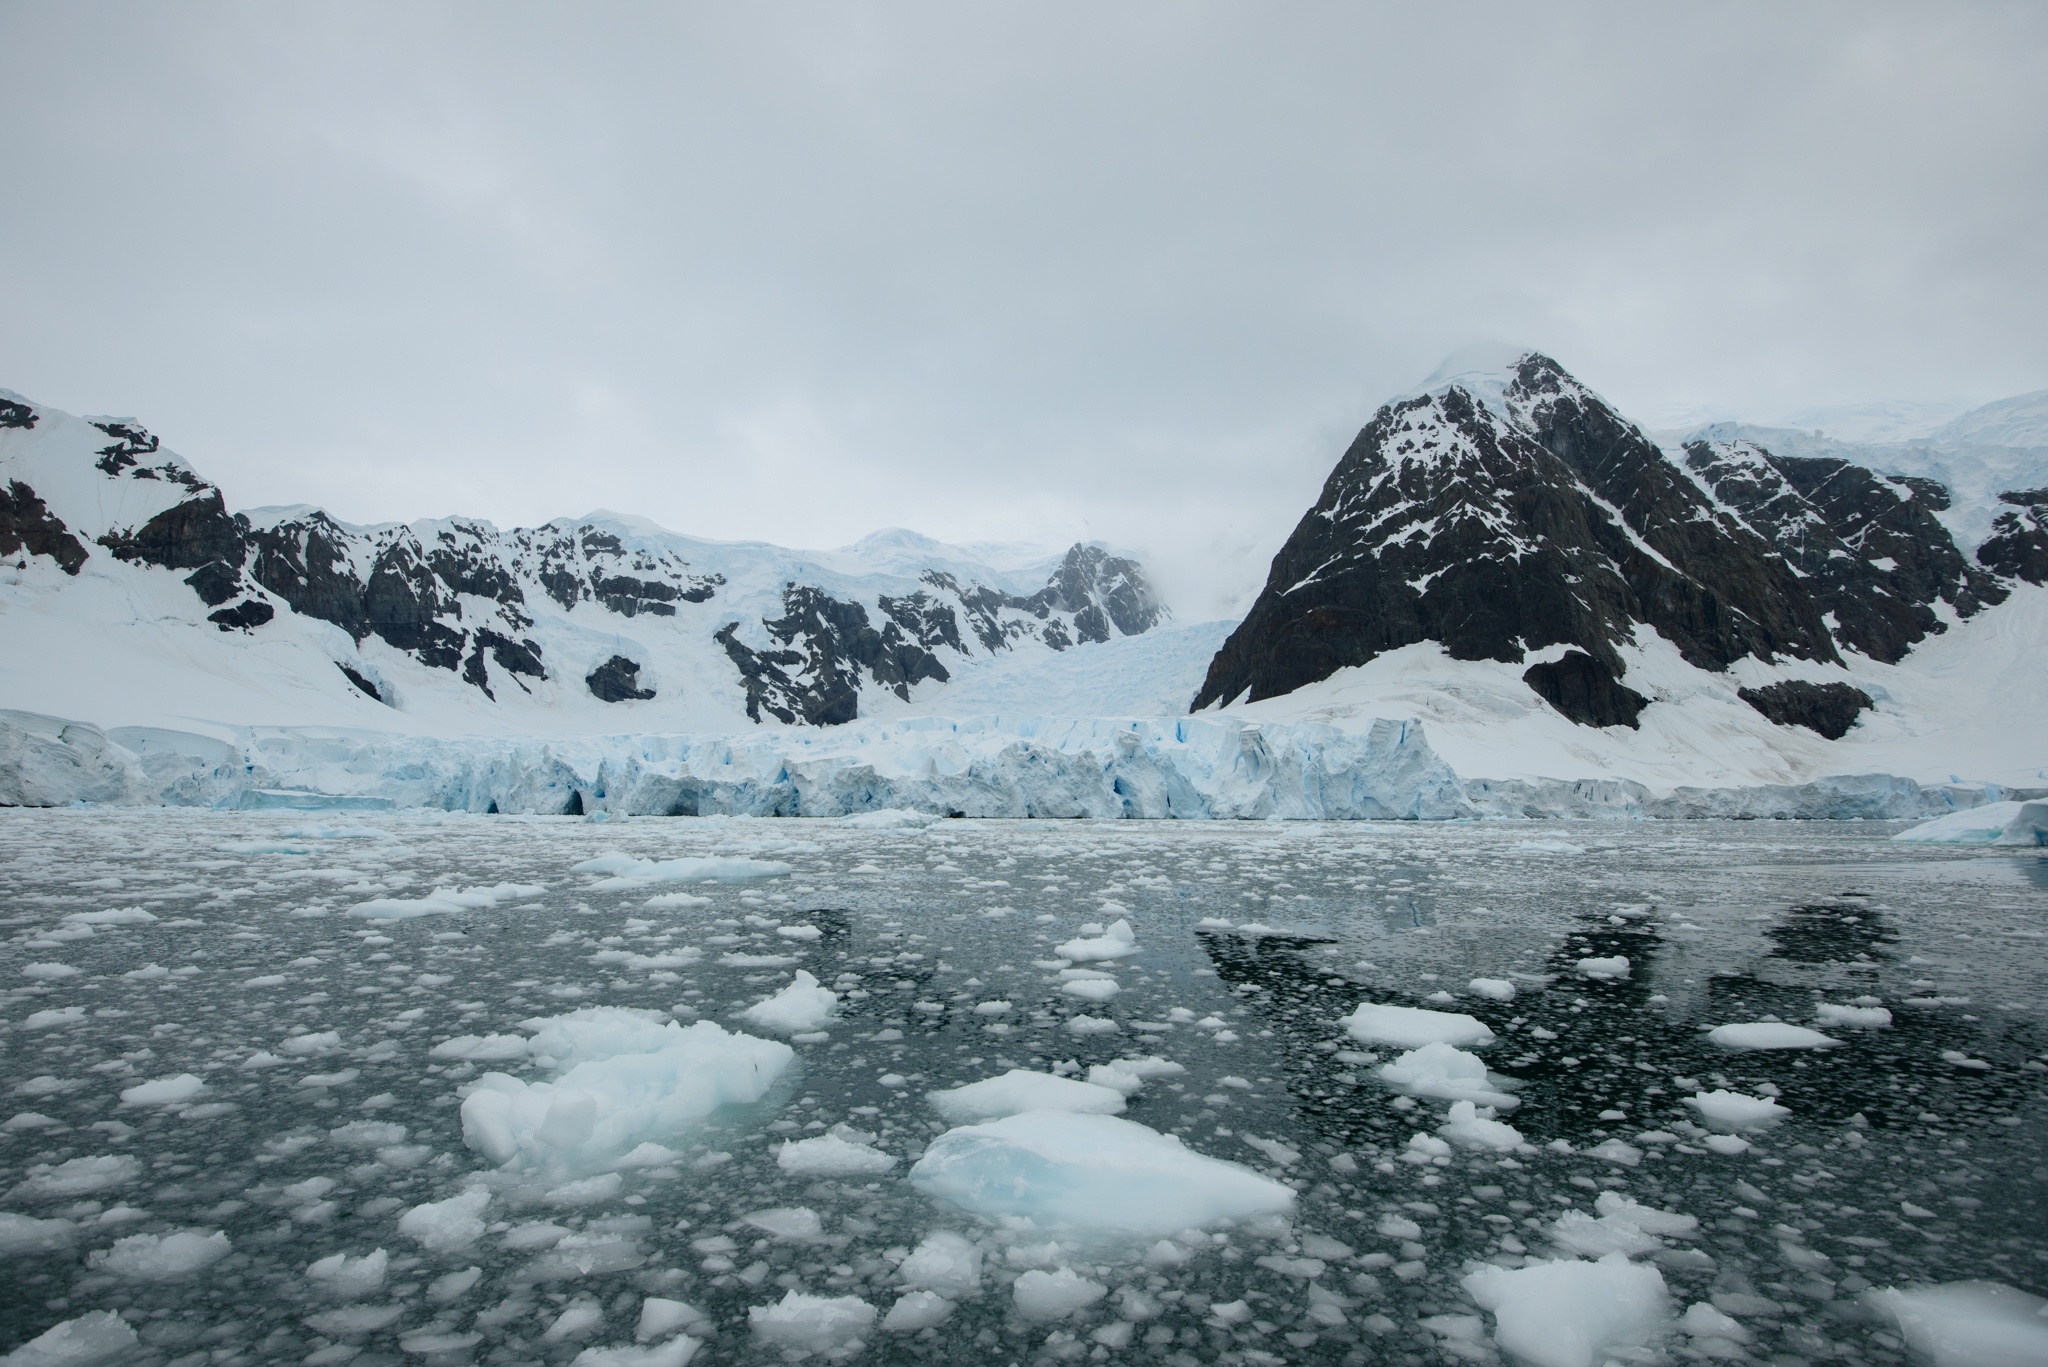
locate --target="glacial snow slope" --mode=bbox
[0,389,1164,737]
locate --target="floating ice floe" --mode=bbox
[1468,977,1516,1001]
[740,970,838,1034]
[1893,800,2048,846]
[1084,1055,1185,1096]
[86,1229,231,1279]
[349,882,544,919]
[306,1248,388,1298]
[882,1290,953,1331]
[927,1070,1128,1123]
[1014,1267,1108,1321]
[1055,918,1139,962]
[1549,1193,1699,1257]
[1816,1002,1893,1029]
[909,1111,1294,1236]
[1463,1252,1671,1367]
[0,1310,139,1367]
[460,1009,792,1174]
[898,1230,983,1294]
[1340,1002,1495,1049]
[8,1154,142,1200]
[398,1187,492,1251]
[117,1073,207,1107]
[748,1291,876,1350]
[64,906,156,926]
[839,807,939,829]
[430,1033,532,1061]
[1866,1279,2048,1366]
[776,1131,897,1175]
[573,852,792,888]
[21,963,78,980]
[1575,955,1631,979]
[1682,1089,1791,1132]
[1707,1022,1841,1050]
[0,1213,76,1255]
[1438,1100,1525,1150]
[1378,1042,1519,1109]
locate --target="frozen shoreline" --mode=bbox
[5,707,2037,822]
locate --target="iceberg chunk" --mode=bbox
[574,852,791,888]
[0,1310,139,1366]
[1379,1042,1518,1110]
[1341,1002,1495,1049]
[461,1014,791,1175]
[398,1187,492,1251]
[1682,1089,1791,1132]
[1866,1279,2048,1367]
[909,1111,1294,1236]
[740,971,838,1035]
[86,1229,231,1279]
[1054,919,1138,962]
[1706,1023,1840,1050]
[1463,1253,1670,1367]
[776,1132,896,1175]
[927,1070,1128,1123]
[898,1231,983,1295]
[748,1292,876,1351]
[1013,1268,1107,1321]
[1438,1100,1524,1150]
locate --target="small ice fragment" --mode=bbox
[1468,978,1515,1001]
[544,1300,606,1341]
[1683,1090,1791,1132]
[743,1207,824,1241]
[86,1229,231,1279]
[1379,1042,1518,1109]
[1438,1100,1524,1150]
[740,971,838,1035]
[1706,1023,1841,1050]
[1341,1003,1495,1049]
[927,1070,1127,1123]
[1013,1268,1107,1321]
[21,963,79,980]
[1060,978,1120,1002]
[909,1111,1294,1235]
[1865,1280,2048,1366]
[1463,1252,1670,1367]
[1064,1015,1121,1035]
[0,1213,77,1255]
[1815,1003,1893,1029]
[882,1290,954,1331]
[427,1267,484,1303]
[545,1173,623,1206]
[1054,919,1139,962]
[776,1133,896,1175]
[306,1248,389,1298]
[1680,1302,1751,1343]
[430,1034,530,1061]
[8,1155,142,1199]
[637,1297,704,1341]
[748,1291,877,1350]
[899,1231,982,1294]
[398,1186,492,1251]
[0,1310,138,1366]
[1575,956,1631,980]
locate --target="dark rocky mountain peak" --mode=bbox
[1977,488,2048,585]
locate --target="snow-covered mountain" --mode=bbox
[0,388,1164,735]
[1191,351,2048,789]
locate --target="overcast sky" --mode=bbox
[4,3,2044,617]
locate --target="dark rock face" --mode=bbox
[1192,351,2033,737]
[1977,490,2048,585]
[0,398,36,429]
[718,585,952,726]
[520,525,722,616]
[1737,681,1874,740]
[1523,651,1649,729]
[207,599,275,632]
[99,487,245,571]
[182,559,244,607]
[1,480,89,575]
[90,420,160,475]
[1683,439,2007,661]
[586,655,656,703]
[336,662,385,703]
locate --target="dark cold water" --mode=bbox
[2,811,2044,1367]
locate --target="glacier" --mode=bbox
[3,705,2031,821]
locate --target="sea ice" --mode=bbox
[305,1248,389,1298]
[349,882,544,919]
[1866,1280,2048,1367]
[1013,1267,1108,1321]
[1468,977,1516,1001]
[461,1013,792,1174]
[748,1291,876,1350]
[636,1298,706,1341]
[117,1073,206,1106]
[85,1229,231,1279]
[897,1230,983,1294]
[1054,919,1139,962]
[1815,1002,1893,1028]
[909,1111,1295,1236]
[1683,1089,1791,1131]
[571,1340,700,1367]
[1378,1042,1519,1109]
[574,852,791,887]
[776,1132,897,1175]
[0,1213,76,1255]
[927,1070,1129,1123]
[739,971,838,1034]
[1706,1023,1841,1050]
[1340,1002,1495,1049]
[430,1033,532,1061]
[1085,1055,1184,1095]
[0,1310,139,1366]
[1438,1100,1524,1150]
[882,1290,954,1330]
[397,1186,492,1251]
[1575,955,1631,979]
[1463,1253,1670,1367]
[8,1155,142,1199]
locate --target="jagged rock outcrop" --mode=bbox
[1736,681,1873,740]
[1194,351,2037,740]
[1193,355,1834,716]
[2,479,88,574]
[586,655,656,703]
[1683,438,2006,661]
[718,585,952,725]
[1977,489,2048,584]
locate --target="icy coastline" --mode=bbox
[2,707,2031,821]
